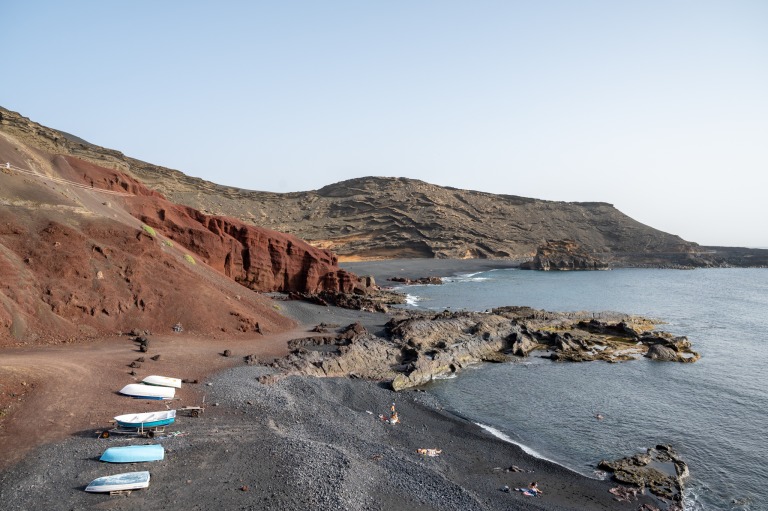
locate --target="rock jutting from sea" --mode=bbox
[599,444,689,509]
[256,305,700,391]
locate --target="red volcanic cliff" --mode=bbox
[131,200,359,294]
[61,155,362,294]
[0,116,365,343]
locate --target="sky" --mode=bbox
[2,1,767,247]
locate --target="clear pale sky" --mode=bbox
[2,1,766,247]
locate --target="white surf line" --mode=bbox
[476,422,571,470]
[404,294,420,306]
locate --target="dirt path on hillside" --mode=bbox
[0,328,304,470]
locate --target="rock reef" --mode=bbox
[263,306,700,391]
[599,444,689,508]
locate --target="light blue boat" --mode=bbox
[85,471,150,492]
[100,444,165,463]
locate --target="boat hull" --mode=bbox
[85,471,150,492]
[100,444,164,463]
[119,384,175,400]
[114,410,176,429]
[142,375,182,388]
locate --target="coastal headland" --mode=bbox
[0,109,692,509]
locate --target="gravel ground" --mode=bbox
[0,367,662,510]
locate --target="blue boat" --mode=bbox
[85,471,151,492]
[100,444,165,463]
[114,409,176,429]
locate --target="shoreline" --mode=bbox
[0,370,663,510]
[474,422,568,471]
[0,259,672,510]
[340,258,520,286]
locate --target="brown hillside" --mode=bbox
[0,113,364,345]
[0,106,751,268]
[128,172,712,267]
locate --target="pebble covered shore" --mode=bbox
[0,365,662,510]
[0,260,670,510]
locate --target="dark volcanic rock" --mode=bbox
[642,332,700,363]
[266,308,699,391]
[289,289,407,313]
[521,239,611,271]
[388,276,443,285]
[599,445,689,505]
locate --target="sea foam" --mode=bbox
[475,422,562,467]
[404,294,420,306]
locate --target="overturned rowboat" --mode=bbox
[119,383,175,400]
[100,444,164,463]
[85,471,150,492]
[142,375,182,388]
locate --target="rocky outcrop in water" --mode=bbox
[388,276,443,285]
[286,289,407,313]
[520,239,611,271]
[263,307,700,391]
[599,445,689,507]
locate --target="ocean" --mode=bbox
[392,268,767,511]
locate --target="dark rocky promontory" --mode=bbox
[263,306,700,391]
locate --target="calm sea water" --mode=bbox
[395,268,768,511]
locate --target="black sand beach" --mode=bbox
[0,372,661,510]
[0,260,665,510]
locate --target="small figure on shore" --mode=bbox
[514,481,542,497]
[379,402,400,424]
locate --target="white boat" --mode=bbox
[119,383,175,400]
[142,375,182,388]
[85,471,150,492]
[114,409,176,428]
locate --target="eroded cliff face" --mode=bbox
[521,239,612,271]
[127,197,360,294]
[0,108,364,343]
[116,173,720,268]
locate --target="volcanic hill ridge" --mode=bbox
[0,107,367,345]
[8,108,746,268]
